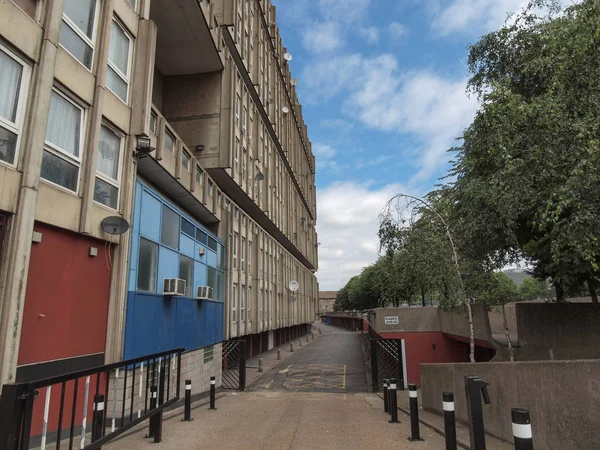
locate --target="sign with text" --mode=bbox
[385,316,399,325]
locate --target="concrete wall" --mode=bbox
[421,360,600,450]
[488,304,517,335]
[439,305,494,344]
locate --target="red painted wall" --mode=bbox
[380,332,471,385]
[18,222,112,366]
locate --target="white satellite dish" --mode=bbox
[289,280,299,292]
[283,52,293,61]
[290,78,299,86]
[282,106,290,114]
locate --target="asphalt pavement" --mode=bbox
[248,324,368,393]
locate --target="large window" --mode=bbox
[161,205,179,249]
[164,129,174,153]
[195,166,204,185]
[179,254,194,297]
[41,89,84,192]
[207,266,217,297]
[232,232,238,270]
[138,238,158,292]
[182,150,190,171]
[240,285,245,321]
[232,283,238,322]
[0,46,29,166]
[234,137,240,172]
[241,237,245,272]
[60,0,99,69]
[94,125,122,209]
[107,20,132,103]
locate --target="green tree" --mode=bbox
[449,0,600,302]
[519,277,549,300]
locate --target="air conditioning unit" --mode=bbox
[163,278,186,296]
[196,286,214,301]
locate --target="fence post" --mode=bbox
[383,379,389,413]
[396,340,405,390]
[0,384,28,450]
[148,386,157,438]
[443,392,457,450]
[370,340,379,392]
[512,408,533,450]
[239,341,247,391]
[388,378,399,423]
[153,409,163,443]
[92,394,105,443]
[408,384,423,441]
[209,376,217,410]
[183,380,192,421]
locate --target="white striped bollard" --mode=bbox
[443,392,457,450]
[388,378,399,423]
[383,379,389,413]
[512,408,533,450]
[209,376,217,410]
[408,384,423,441]
[183,380,192,421]
[92,394,104,443]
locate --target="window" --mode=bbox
[41,90,84,192]
[107,20,132,103]
[233,232,238,269]
[0,46,29,166]
[259,136,264,162]
[12,0,38,19]
[242,106,247,136]
[244,31,249,61]
[150,111,157,134]
[225,199,231,211]
[234,207,239,220]
[236,13,242,43]
[181,150,190,170]
[248,241,252,273]
[207,266,217,296]
[179,254,194,297]
[181,218,195,238]
[161,205,179,249]
[234,138,240,172]
[203,345,214,364]
[241,237,245,272]
[240,285,245,321]
[163,129,175,153]
[138,237,158,292]
[232,283,238,322]
[235,94,240,125]
[208,237,218,252]
[60,0,99,69]
[94,125,122,209]
[208,180,214,197]
[242,149,247,181]
[249,115,253,144]
[259,289,263,319]
[195,166,204,185]
[128,0,137,9]
[196,228,208,245]
[249,45,253,74]
[217,191,222,206]
[248,286,252,319]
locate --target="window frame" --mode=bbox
[164,127,175,153]
[93,123,124,210]
[234,137,240,172]
[0,44,31,168]
[232,282,238,322]
[241,237,245,272]
[60,0,101,71]
[240,284,246,321]
[41,88,86,194]
[106,19,133,104]
[181,149,191,171]
[233,231,238,269]
[195,165,204,184]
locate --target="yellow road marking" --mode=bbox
[342,364,347,390]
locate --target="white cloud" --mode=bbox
[313,143,337,160]
[301,54,363,102]
[359,26,380,45]
[316,181,410,290]
[303,21,344,54]
[388,22,409,39]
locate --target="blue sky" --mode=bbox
[272,0,534,290]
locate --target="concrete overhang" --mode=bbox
[138,156,219,226]
[208,168,316,272]
[150,0,223,76]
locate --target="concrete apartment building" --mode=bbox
[0,0,317,401]
[319,291,337,313]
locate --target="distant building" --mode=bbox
[319,291,338,313]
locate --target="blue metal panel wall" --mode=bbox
[123,179,225,359]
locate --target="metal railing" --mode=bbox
[0,348,185,450]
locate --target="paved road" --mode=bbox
[249,324,368,393]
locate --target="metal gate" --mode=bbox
[222,340,247,391]
[370,339,407,392]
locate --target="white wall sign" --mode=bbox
[385,316,399,325]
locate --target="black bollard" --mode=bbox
[383,379,389,413]
[148,386,157,438]
[512,408,533,450]
[464,376,490,450]
[209,376,217,410]
[92,394,104,443]
[183,380,192,421]
[388,378,400,423]
[407,384,423,441]
[443,392,457,450]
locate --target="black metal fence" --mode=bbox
[0,348,185,449]
[370,339,405,392]
[221,340,246,391]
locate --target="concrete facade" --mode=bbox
[421,360,600,450]
[318,290,337,313]
[0,0,318,389]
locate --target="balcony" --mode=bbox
[150,0,223,76]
